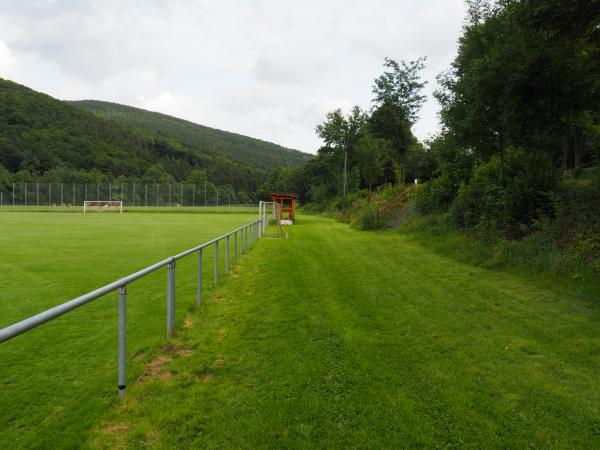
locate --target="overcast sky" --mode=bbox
[0,0,466,154]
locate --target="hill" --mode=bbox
[0,79,309,196]
[69,100,309,171]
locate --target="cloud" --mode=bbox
[0,0,466,153]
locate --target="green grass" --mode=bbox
[0,212,256,449]
[88,216,599,448]
[2,214,600,448]
[0,205,258,214]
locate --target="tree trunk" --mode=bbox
[573,126,583,175]
[499,134,506,187]
[562,134,568,174]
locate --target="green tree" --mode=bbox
[315,106,367,201]
[356,133,387,190]
[369,57,427,172]
[372,57,427,124]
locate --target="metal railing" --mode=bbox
[0,218,264,399]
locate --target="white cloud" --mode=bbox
[0,0,466,153]
[0,40,20,78]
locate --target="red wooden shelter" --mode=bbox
[269,192,297,223]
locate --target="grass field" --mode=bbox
[2,214,600,448]
[0,212,256,449]
[0,205,257,214]
[89,216,599,448]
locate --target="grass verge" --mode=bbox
[90,215,600,448]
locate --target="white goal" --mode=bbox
[259,201,282,236]
[83,200,123,214]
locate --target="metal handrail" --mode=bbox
[0,217,263,398]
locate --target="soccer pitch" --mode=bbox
[0,211,256,448]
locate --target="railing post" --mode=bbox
[167,259,176,338]
[118,285,127,399]
[197,248,203,306]
[245,226,249,252]
[214,240,219,287]
[258,202,262,238]
[234,231,237,265]
[225,235,230,273]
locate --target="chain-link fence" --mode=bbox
[0,182,255,212]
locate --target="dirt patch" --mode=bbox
[162,343,194,357]
[162,344,179,354]
[199,373,214,382]
[138,355,172,383]
[145,430,160,446]
[132,352,146,363]
[214,359,225,367]
[102,421,130,434]
[177,348,193,357]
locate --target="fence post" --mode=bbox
[214,240,219,287]
[118,285,127,399]
[167,259,176,338]
[234,231,237,265]
[225,235,230,273]
[259,202,263,235]
[197,248,203,306]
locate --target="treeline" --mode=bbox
[70,100,310,171]
[416,0,600,238]
[262,0,600,241]
[0,79,309,203]
[259,57,433,205]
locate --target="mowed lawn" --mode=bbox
[0,212,256,449]
[90,216,600,449]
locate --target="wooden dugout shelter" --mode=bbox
[269,192,297,223]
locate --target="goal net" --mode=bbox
[259,201,282,236]
[83,200,123,213]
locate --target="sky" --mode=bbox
[0,0,467,154]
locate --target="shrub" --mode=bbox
[448,150,558,238]
[414,173,456,214]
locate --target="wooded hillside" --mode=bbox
[0,79,309,198]
[69,100,309,171]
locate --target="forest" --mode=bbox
[261,0,600,240]
[0,79,309,203]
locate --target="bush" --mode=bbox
[414,173,456,214]
[348,184,413,230]
[448,150,558,238]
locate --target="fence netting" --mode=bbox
[1,182,253,210]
